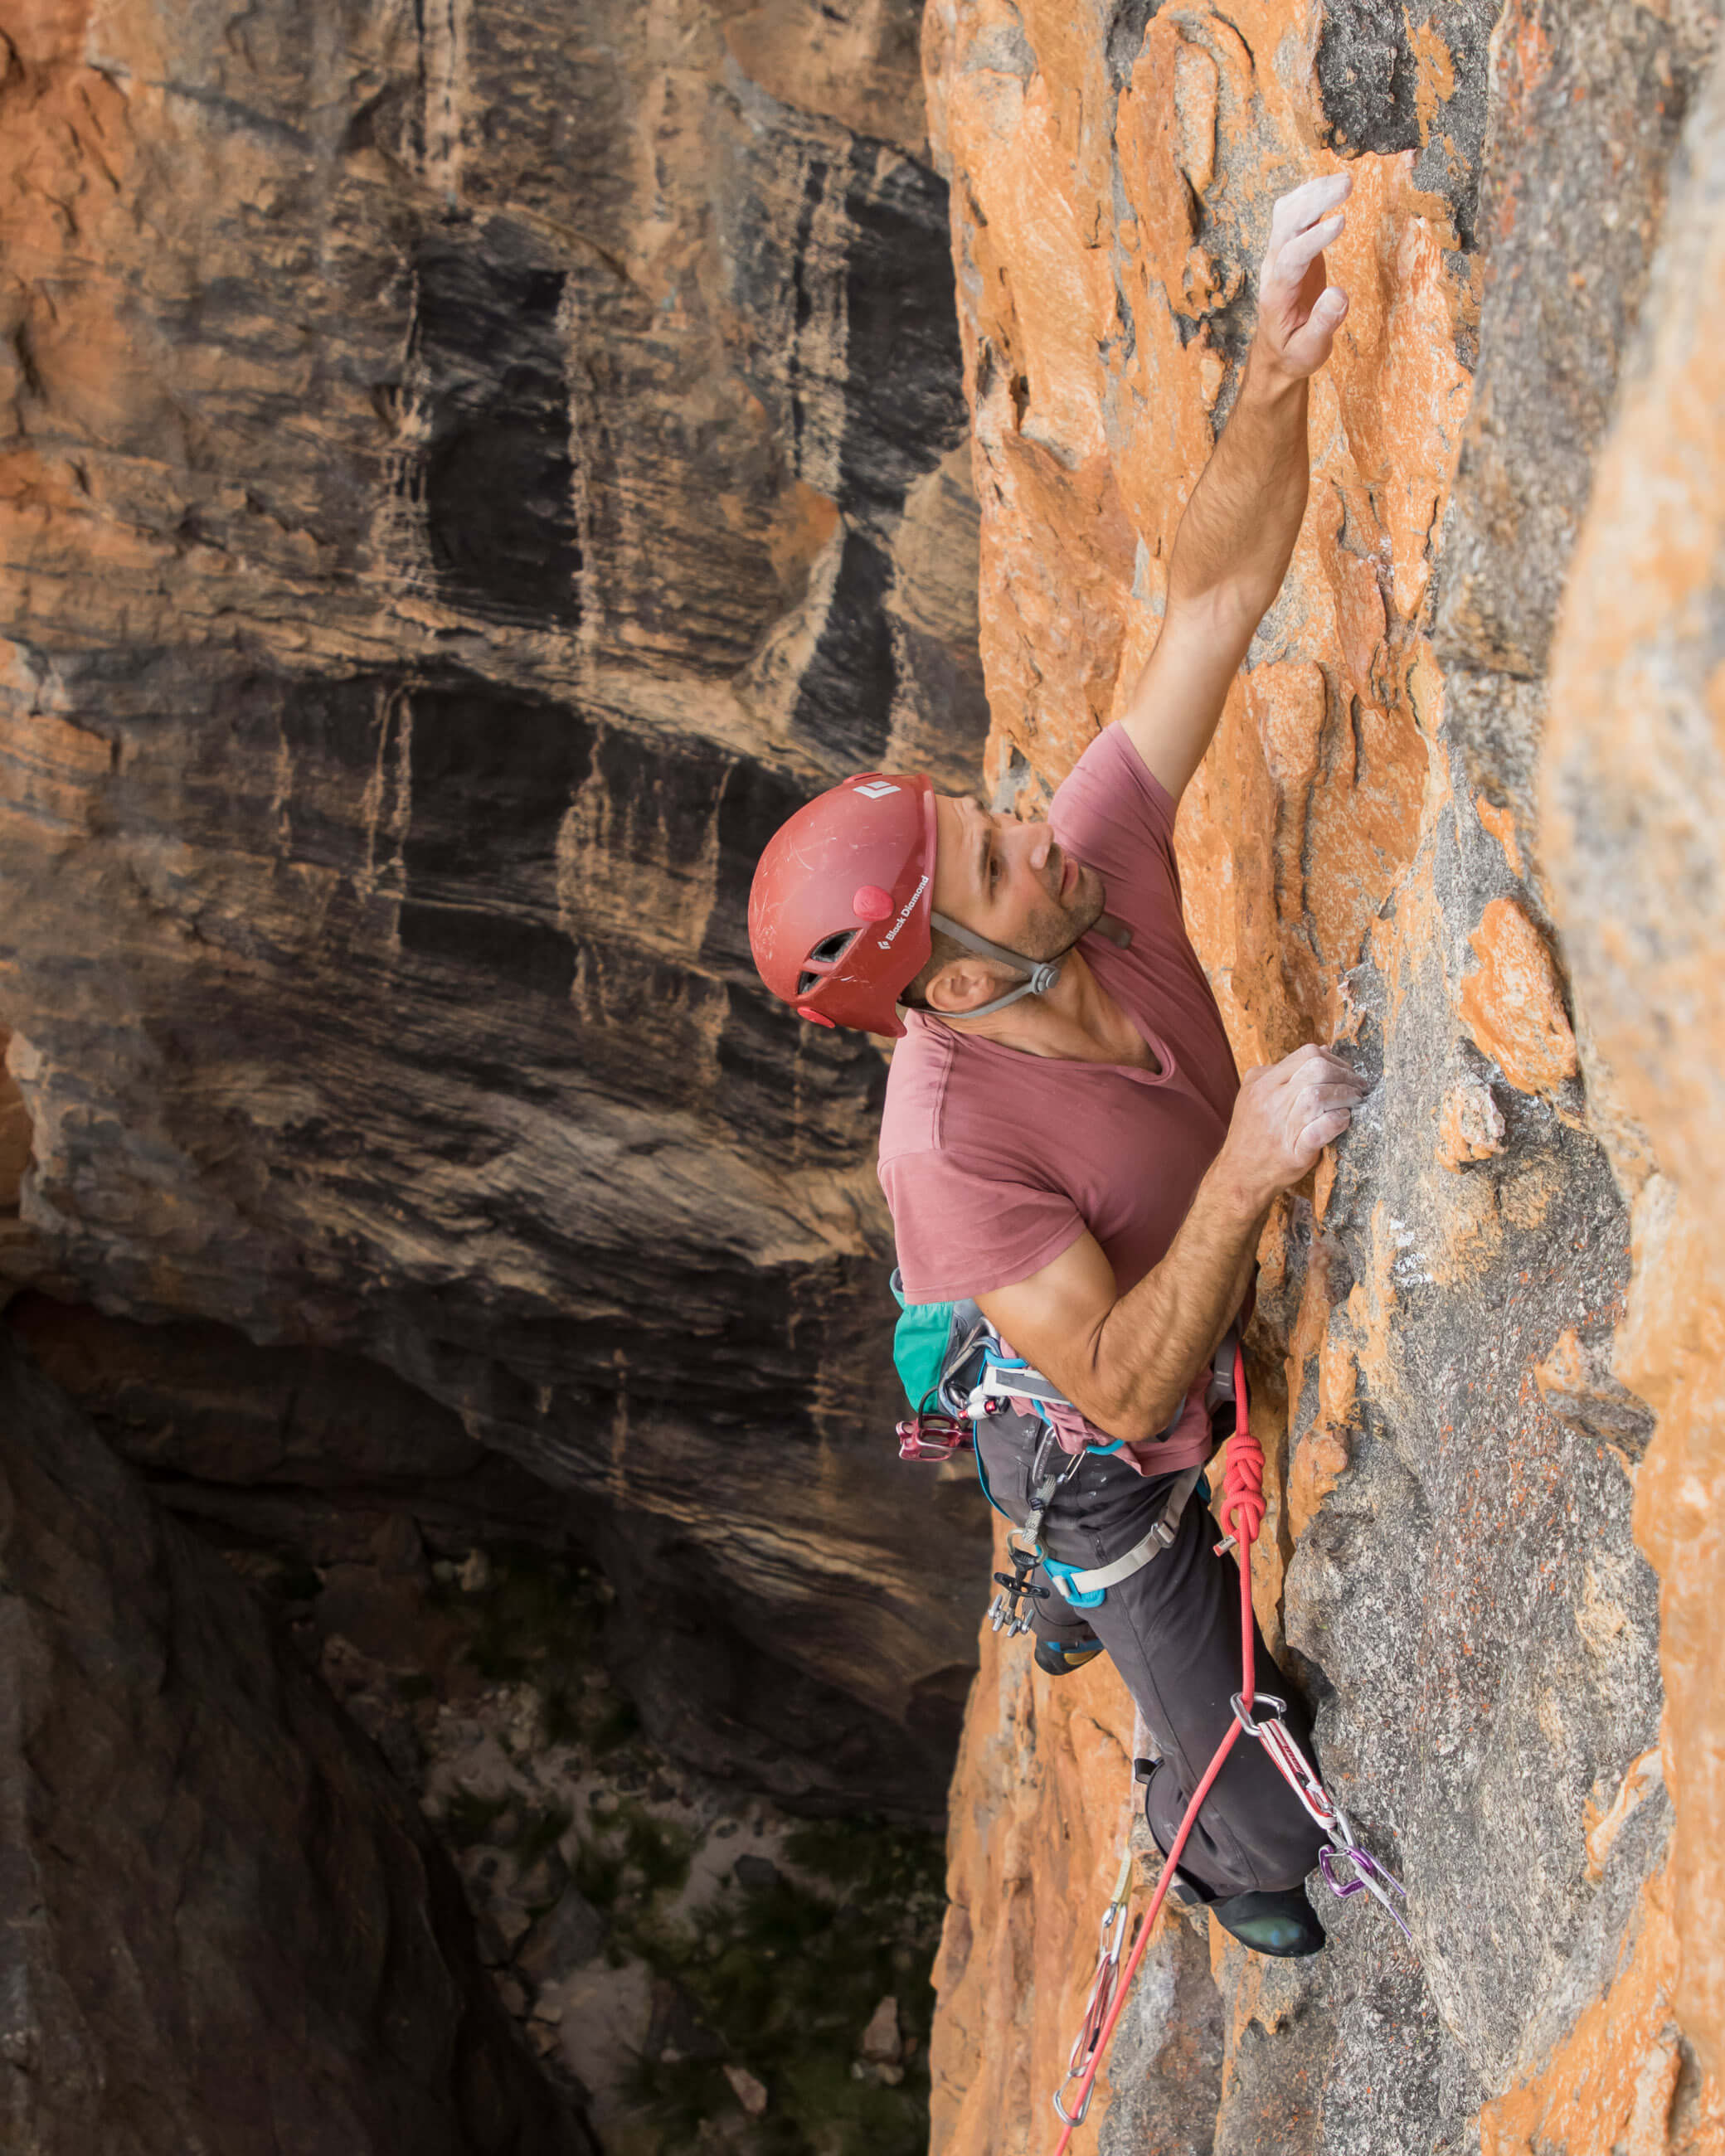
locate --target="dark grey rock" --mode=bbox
[516,1890,607,1984]
[1096,1913,1224,2156]
[0,1336,593,2156]
[1436,0,1719,708]
[1313,1,1499,251]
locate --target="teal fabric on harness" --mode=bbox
[889,1270,960,1412]
[1041,1553,1106,1610]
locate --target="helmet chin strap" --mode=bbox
[921,908,1134,1023]
[927,910,1064,1020]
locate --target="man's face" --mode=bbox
[931,795,1107,968]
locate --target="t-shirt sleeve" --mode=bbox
[880,1148,1087,1304]
[1049,723,1184,941]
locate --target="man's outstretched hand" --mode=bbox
[1219,1043,1369,1213]
[1255,172,1353,381]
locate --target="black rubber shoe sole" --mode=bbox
[1033,1639,1105,1678]
[1209,1886,1327,1959]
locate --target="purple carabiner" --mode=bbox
[1320,1843,1412,1941]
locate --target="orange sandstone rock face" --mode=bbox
[1459,896,1579,1096]
[926,0,1721,2149]
[1543,32,1725,2138]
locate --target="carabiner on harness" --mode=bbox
[989,1432,1083,1636]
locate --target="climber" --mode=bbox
[747,173,1367,1957]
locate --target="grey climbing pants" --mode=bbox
[975,1415,1328,1901]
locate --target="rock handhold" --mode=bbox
[1437,1072,1508,1168]
[1533,1328,1658,1459]
[1459,896,1581,1095]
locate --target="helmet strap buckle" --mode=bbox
[928,910,1065,1019]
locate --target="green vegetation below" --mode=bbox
[618,1818,945,2156]
[423,1544,948,2154]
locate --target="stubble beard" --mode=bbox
[1021,855,1107,961]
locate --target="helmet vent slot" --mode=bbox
[797,928,858,996]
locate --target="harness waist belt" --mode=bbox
[1052,1464,1204,1599]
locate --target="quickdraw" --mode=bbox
[989,1431,1086,1637]
[1050,1344,1408,2153]
[1232,1690,1410,1940]
[1052,1843,1138,2126]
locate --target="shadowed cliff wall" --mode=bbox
[0,1334,595,2156]
[0,0,989,1819]
[921,0,1725,2149]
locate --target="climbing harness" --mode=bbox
[1048,1343,1408,2151]
[890,1270,1240,1628]
[1042,1464,1204,1606]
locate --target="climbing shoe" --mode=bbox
[1033,1635,1105,1678]
[1209,1886,1327,1959]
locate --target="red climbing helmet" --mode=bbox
[748,772,937,1037]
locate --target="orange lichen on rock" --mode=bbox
[1438,1074,1508,1168]
[1284,1420,1351,1543]
[1479,1869,1724,2156]
[1477,792,1527,877]
[1459,896,1581,1094]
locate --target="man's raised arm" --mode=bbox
[1121,172,1353,804]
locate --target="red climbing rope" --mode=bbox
[1050,1342,1412,2145]
[1051,1343,1263,2152]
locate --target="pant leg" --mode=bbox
[976,1418,1325,1900]
[1071,1493,1325,1896]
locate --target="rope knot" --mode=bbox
[1221,1432,1266,1545]
[1219,1343,1265,1546]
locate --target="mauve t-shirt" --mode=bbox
[878,724,1240,1474]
